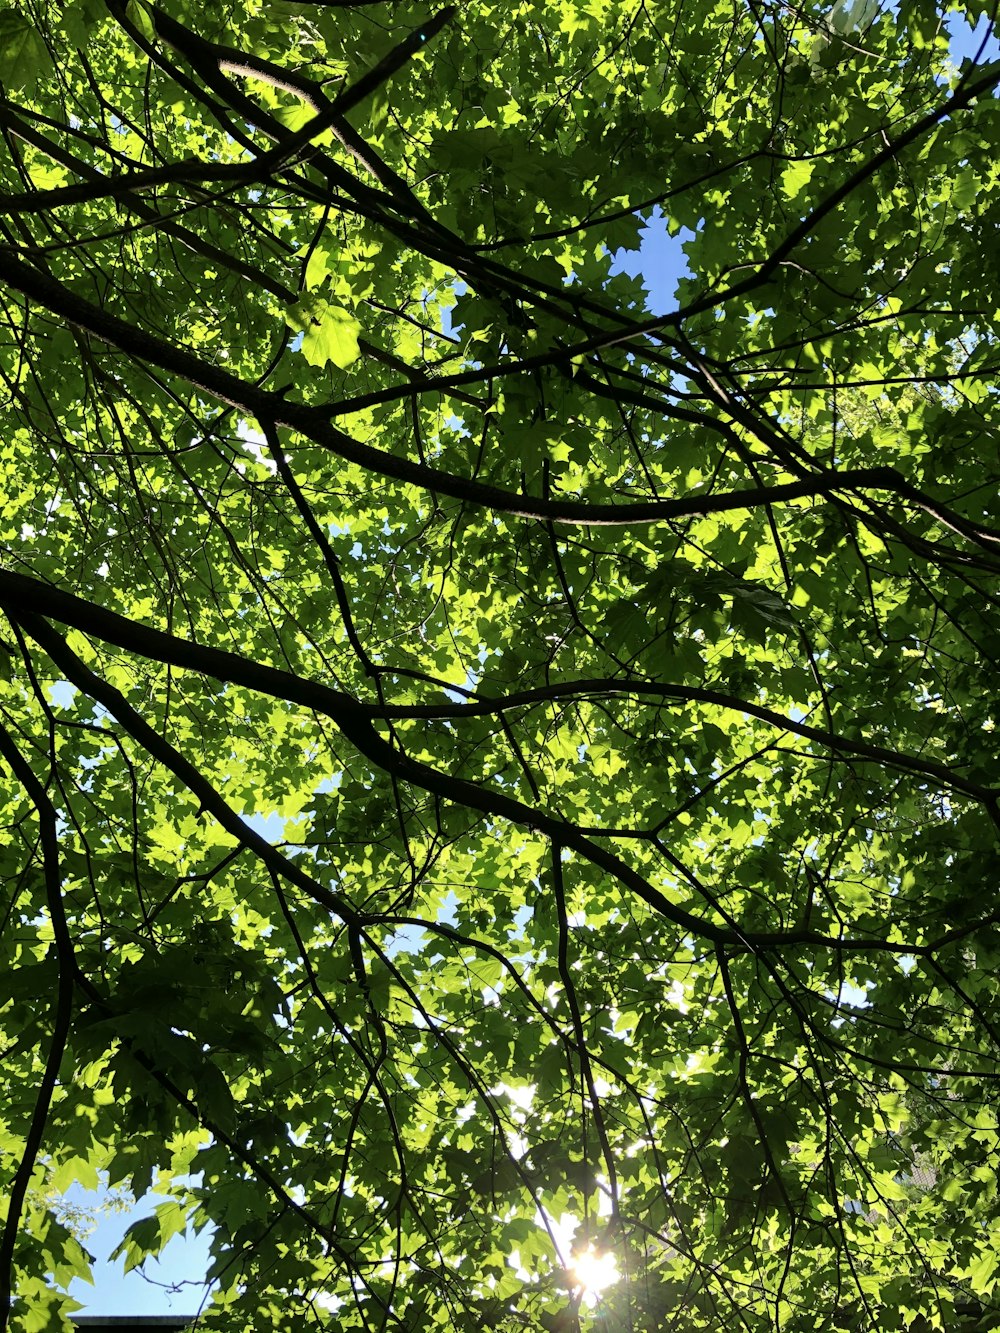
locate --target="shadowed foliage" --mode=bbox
[1,0,1000,1329]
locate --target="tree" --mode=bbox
[0,0,998,1327]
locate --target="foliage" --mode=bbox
[0,0,999,1329]
[42,1176,134,1246]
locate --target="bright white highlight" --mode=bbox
[570,1245,620,1305]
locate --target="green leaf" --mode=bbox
[951,166,978,214]
[58,0,105,49]
[780,159,816,201]
[968,1250,999,1296]
[123,0,155,42]
[285,295,361,369]
[0,12,52,89]
[0,1,999,1327]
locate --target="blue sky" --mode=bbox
[63,7,1000,1316]
[63,1180,213,1316]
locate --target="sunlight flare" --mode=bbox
[570,1246,620,1305]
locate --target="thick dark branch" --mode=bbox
[116,0,456,146]
[0,723,74,1332]
[6,608,363,931]
[155,6,454,231]
[0,568,362,722]
[752,62,1000,291]
[551,62,1000,346]
[374,677,998,805]
[0,147,266,215]
[0,244,918,527]
[0,570,950,956]
[0,104,297,301]
[0,586,735,944]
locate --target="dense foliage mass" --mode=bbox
[1,0,999,1328]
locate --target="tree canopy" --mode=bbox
[1,0,1000,1328]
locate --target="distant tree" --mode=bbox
[0,0,999,1329]
[41,1171,133,1245]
